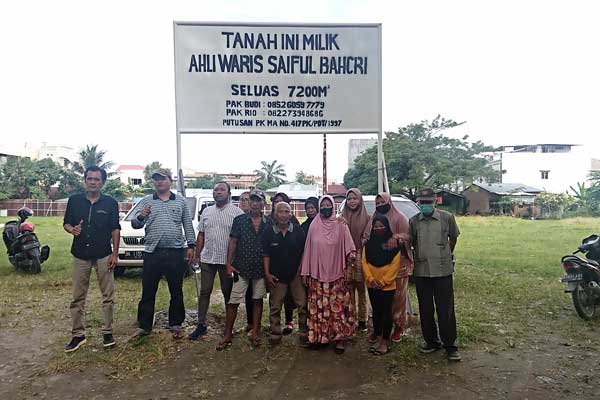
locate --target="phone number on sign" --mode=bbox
[267,109,324,117]
[267,101,325,109]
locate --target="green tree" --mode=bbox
[0,157,65,199]
[570,182,600,214]
[295,170,316,185]
[143,161,163,184]
[187,175,217,189]
[102,179,130,201]
[344,116,496,198]
[63,144,115,177]
[254,160,286,188]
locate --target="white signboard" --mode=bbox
[173,22,381,134]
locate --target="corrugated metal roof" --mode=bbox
[471,183,542,195]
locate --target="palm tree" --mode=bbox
[254,160,287,187]
[62,144,115,176]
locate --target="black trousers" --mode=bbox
[284,289,295,324]
[414,275,457,351]
[137,248,186,331]
[367,288,394,339]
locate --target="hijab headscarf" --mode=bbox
[300,195,356,282]
[301,196,319,234]
[364,215,400,267]
[362,192,412,266]
[341,188,370,250]
[362,192,410,242]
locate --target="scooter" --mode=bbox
[2,207,50,273]
[560,234,600,320]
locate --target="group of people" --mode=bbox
[62,166,461,361]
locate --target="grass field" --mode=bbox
[1,215,599,379]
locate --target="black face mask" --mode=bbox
[320,208,333,219]
[376,204,391,214]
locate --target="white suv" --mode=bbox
[337,195,420,219]
[115,195,214,274]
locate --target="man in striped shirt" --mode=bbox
[131,168,196,339]
[189,182,244,340]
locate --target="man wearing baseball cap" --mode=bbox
[131,167,196,340]
[217,189,270,350]
[409,188,461,361]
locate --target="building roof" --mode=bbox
[469,183,542,195]
[327,183,347,195]
[116,165,144,171]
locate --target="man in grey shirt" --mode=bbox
[131,168,195,339]
[189,182,243,340]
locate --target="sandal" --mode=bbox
[373,344,389,355]
[368,344,378,353]
[334,341,345,354]
[216,340,232,351]
[367,333,378,344]
[250,335,261,347]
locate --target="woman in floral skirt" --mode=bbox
[300,195,356,354]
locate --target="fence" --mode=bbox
[0,200,134,217]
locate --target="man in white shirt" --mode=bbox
[189,182,244,340]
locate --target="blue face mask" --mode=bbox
[420,204,435,215]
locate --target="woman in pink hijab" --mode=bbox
[362,192,413,342]
[300,195,356,354]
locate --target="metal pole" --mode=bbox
[377,24,384,193]
[323,133,328,194]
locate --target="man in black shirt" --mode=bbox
[263,202,307,345]
[63,166,121,352]
[217,190,269,350]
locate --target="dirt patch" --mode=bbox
[2,315,599,400]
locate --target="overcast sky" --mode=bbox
[1,0,598,182]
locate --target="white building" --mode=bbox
[116,165,145,186]
[38,143,78,165]
[348,139,376,169]
[489,144,598,194]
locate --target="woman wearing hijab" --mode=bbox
[341,188,370,331]
[300,195,356,354]
[362,192,413,342]
[301,196,319,235]
[362,215,401,355]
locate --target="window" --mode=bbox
[540,170,549,180]
[131,178,142,185]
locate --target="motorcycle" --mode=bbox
[560,234,600,320]
[2,207,50,273]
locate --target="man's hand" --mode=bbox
[186,248,195,265]
[107,253,118,271]
[70,220,84,236]
[226,264,239,278]
[265,273,279,289]
[139,205,151,220]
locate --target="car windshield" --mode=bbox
[125,197,198,221]
[362,200,420,219]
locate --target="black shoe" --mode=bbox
[358,321,368,332]
[188,324,208,340]
[65,336,87,353]
[446,349,462,361]
[103,333,116,348]
[282,322,293,335]
[418,342,442,354]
